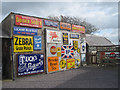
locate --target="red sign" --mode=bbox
[50,46,57,55]
[72,24,85,33]
[110,52,115,59]
[15,15,42,28]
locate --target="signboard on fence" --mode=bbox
[70,33,79,39]
[101,52,120,59]
[63,33,68,45]
[14,35,33,52]
[73,40,78,50]
[47,57,59,72]
[72,24,85,33]
[17,54,44,76]
[13,26,38,35]
[44,20,58,28]
[67,59,75,69]
[60,22,71,30]
[15,15,42,28]
[34,36,42,50]
[81,42,86,53]
[61,45,74,58]
[46,30,62,43]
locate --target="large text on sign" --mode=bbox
[63,33,68,45]
[18,54,44,76]
[15,15,42,28]
[72,25,85,33]
[14,35,33,52]
[67,59,75,69]
[47,57,59,72]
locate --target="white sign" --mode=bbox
[47,30,62,43]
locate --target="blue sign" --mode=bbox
[44,20,58,27]
[18,54,44,76]
[13,26,38,35]
[70,34,79,39]
[34,36,42,50]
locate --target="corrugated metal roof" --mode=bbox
[86,34,114,46]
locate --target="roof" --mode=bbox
[86,34,114,46]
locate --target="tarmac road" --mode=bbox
[2,65,118,88]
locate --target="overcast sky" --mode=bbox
[0,0,119,45]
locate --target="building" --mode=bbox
[1,12,86,80]
[86,34,119,65]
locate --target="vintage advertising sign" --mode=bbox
[72,25,85,33]
[60,22,71,30]
[15,15,42,28]
[34,36,42,50]
[13,26,38,35]
[81,42,86,53]
[63,33,68,45]
[17,54,44,76]
[70,33,79,39]
[73,40,78,50]
[47,57,59,72]
[47,30,62,43]
[101,52,120,59]
[61,45,74,58]
[14,35,33,52]
[44,20,58,28]
[67,59,75,69]
[59,59,66,69]
[75,59,80,67]
[50,46,57,55]
[57,47,61,57]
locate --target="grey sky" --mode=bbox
[1,1,119,44]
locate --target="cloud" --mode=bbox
[1,2,118,45]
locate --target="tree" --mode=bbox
[47,15,99,34]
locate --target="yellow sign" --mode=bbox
[60,59,66,69]
[67,59,75,69]
[14,35,33,52]
[57,52,61,57]
[75,59,80,67]
[73,40,78,50]
[57,47,61,51]
[77,48,80,53]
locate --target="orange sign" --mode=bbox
[48,57,59,72]
[60,22,71,30]
[72,24,85,33]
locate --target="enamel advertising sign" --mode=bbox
[47,30,62,43]
[44,20,58,28]
[63,33,68,45]
[60,22,71,30]
[72,25,85,33]
[61,45,74,58]
[70,33,79,39]
[67,59,75,69]
[13,26,38,35]
[101,52,120,59]
[47,57,59,72]
[14,35,33,52]
[15,15,42,28]
[17,54,44,76]
[34,36,42,50]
